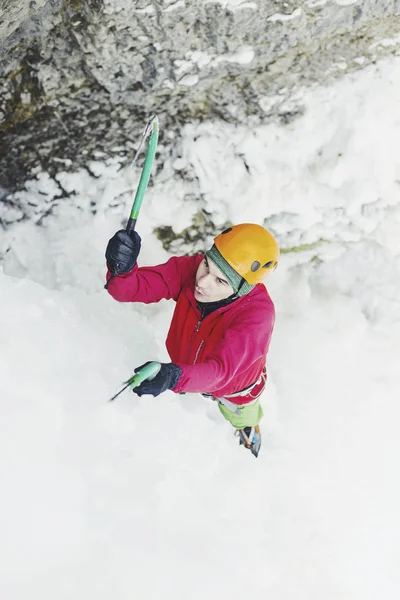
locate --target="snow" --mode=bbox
[213,45,255,65]
[164,0,185,12]
[370,36,400,51]
[1,55,400,599]
[178,74,199,87]
[267,8,303,23]
[172,46,255,85]
[334,0,359,6]
[203,0,258,11]
[305,0,328,7]
[133,4,155,14]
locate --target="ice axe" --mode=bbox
[109,361,161,402]
[105,114,159,289]
[126,114,159,235]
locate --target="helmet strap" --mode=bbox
[237,277,246,295]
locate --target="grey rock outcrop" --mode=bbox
[1,0,400,216]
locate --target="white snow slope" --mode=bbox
[1,57,400,599]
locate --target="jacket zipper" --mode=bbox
[193,340,204,364]
[186,318,202,363]
[188,305,221,364]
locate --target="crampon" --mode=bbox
[235,425,261,458]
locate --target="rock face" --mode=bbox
[1,0,400,205]
[0,0,49,43]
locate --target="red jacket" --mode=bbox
[106,254,275,404]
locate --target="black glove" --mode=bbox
[105,229,141,276]
[132,362,182,397]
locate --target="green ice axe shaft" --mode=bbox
[109,361,161,402]
[126,114,159,235]
[104,115,159,290]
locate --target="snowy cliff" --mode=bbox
[1,0,400,204]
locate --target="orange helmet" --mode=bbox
[213,224,279,284]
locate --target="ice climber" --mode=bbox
[105,223,279,457]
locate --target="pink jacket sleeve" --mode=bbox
[173,304,275,394]
[106,254,200,303]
